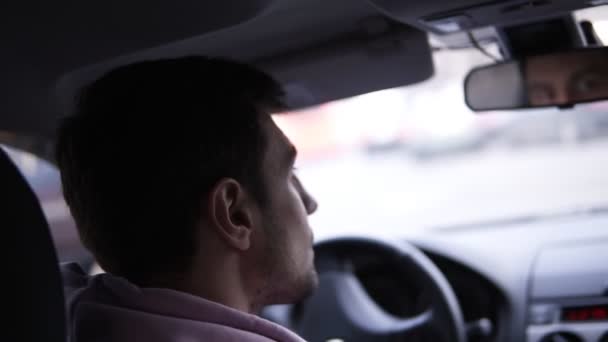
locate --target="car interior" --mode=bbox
[3,1,608,342]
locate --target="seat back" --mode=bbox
[0,147,66,342]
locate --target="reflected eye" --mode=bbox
[569,68,608,99]
[573,75,605,94]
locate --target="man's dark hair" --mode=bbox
[56,56,285,283]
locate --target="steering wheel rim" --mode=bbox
[290,236,466,342]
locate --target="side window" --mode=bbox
[1,144,91,266]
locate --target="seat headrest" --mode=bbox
[0,147,66,342]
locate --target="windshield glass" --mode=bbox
[274,8,608,239]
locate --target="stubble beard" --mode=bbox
[257,220,319,306]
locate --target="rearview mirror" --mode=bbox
[465,48,608,111]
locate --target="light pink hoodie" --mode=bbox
[62,263,306,342]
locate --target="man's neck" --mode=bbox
[178,250,260,314]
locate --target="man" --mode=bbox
[56,57,318,341]
[525,49,608,106]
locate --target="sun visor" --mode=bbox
[56,18,432,119]
[256,24,433,109]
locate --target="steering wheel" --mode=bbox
[272,236,466,342]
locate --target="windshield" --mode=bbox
[274,9,608,239]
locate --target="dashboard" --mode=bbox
[408,212,608,342]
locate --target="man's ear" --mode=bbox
[207,178,255,251]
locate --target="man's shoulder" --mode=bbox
[73,304,285,342]
[60,263,306,342]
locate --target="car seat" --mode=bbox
[0,146,66,341]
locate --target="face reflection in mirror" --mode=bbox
[525,50,608,106]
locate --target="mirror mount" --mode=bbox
[497,14,585,59]
[557,103,576,110]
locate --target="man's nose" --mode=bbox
[555,87,570,105]
[304,191,318,215]
[293,175,318,215]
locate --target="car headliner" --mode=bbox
[0,0,595,157]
